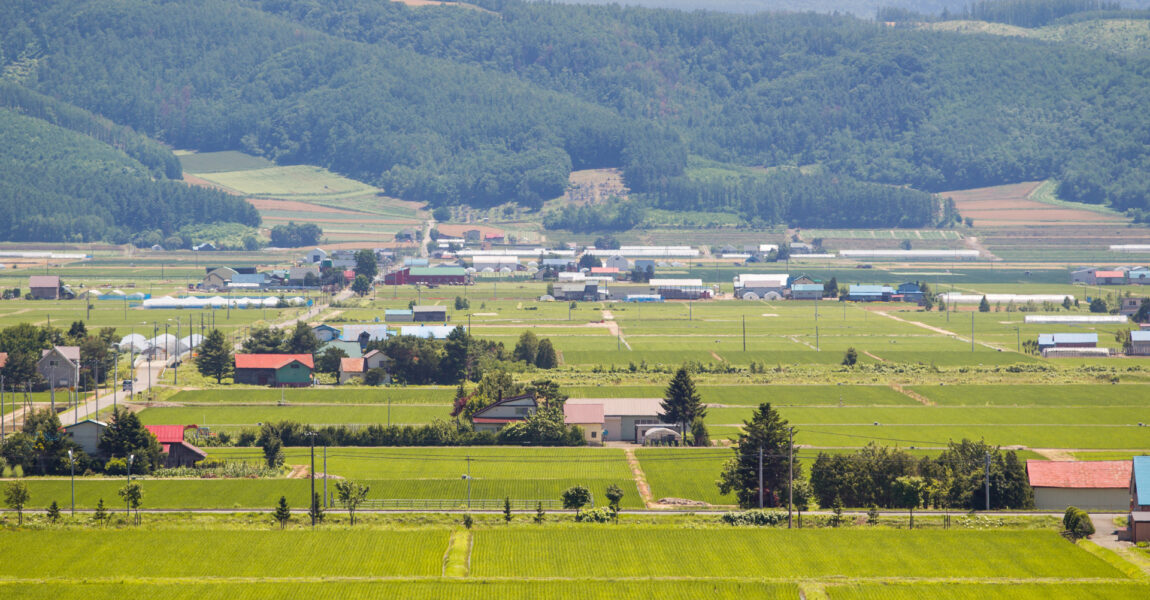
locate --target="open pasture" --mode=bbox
[471,529,1124,579]
[828,583,1150,600]
[2,582,797,600]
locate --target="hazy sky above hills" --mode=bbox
[530,0,1150,16]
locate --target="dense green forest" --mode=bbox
[0,109,259,243]
[3,0,1150,232]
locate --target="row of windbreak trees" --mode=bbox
[719,404,1033,511]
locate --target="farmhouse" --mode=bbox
[38,346,80,389]
[1130,331,1150,356]
[29,275,61,300]
[63,419,107,457]
[1119,297,1149,317]
[556,282,604,302]
[791,284,824,300]
[233,354,314,387]
[287,266,320,287]
[339,350,390,385]
[1094,270,1127,285]
[845,285,893,302]
[306,248,327,264]
[1026,460,1132,511]
[1070,267,1095,284]
[201,267,237,290]
[340,324,391,348]
[412,305,448,322]
[471,394,538,433]
[564,403,605,446]
[384,267,468,286]
[313,324,341,342]
[145,425,208,468]
[565,398,673,443]
[896,282,925,303]
[1130,456,1150,543]
[733,274,788,300]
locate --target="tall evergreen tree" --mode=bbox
[353,249,377,281]
[98,408,163,474]
[513,330,540,364]
[286,322,319,355]
[534,339,558,369]
[718,403,800,508]
[658,366,705,436]
[196,329,232,383]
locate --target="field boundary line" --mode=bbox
[874,310,1010,352]
[888,383,933,406]
[442,529,471,577]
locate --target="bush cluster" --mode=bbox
[720,510,788,527]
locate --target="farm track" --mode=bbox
[623,448,654,508]
[888,383,933,406]
[874,310,1009,352]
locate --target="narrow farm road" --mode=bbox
[623,447,654,508]
[601,310,631,350]
[875,309,1011,353]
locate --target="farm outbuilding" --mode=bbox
[791,284,824,300]
[63,420,108,457]
[38,346,80,389]
[412,305,448,322]
[1037,333,1098,350]
[1026,460,1132,511]
[564,403,605,446]
[1130,456,1150,543]
[733,274,788,298]
[29,275,61,300]
[145,425,208,468]
[565,398,673,443]
[384,309,414,323]
[384,267,468,286]
[1130,331,1150,356]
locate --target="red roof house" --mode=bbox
[145,425,207,468]
[564,403,605,446]
[339,357,366,384]
[1027,460,1132,510]
[234,354,314,387]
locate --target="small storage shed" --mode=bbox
[233,354,314,387]
[145,425,207,468]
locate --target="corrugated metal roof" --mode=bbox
[567,397,663,417]
[792,284,824,292]
[1136,456,1150,506]
[384,309,412,315]
[145,425,189,444]
[850,285,891,294]
[564,403,605,425]
[1131,331,1150,342]
[1038,333,1098,345]
[408,267,466,276]
[234,354,315,370]
[340,358,365,373]
[29,275,60,288]
[1026,460,1131,489]
[1094,270,1125,278]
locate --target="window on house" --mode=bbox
[591,431,597,438]
[49,360,58,367]
[290,364,299,369]
[515,407,530,415]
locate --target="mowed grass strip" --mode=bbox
[167,388,459,404]
[0,581,798,600]
[0,530,446,578]
[138,404,450,428]
[828,583,1150,600]
[471,530,1125,579]
[910,384,1150,406]
[566,385,915,406]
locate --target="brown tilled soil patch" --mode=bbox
[942,181,1125,226]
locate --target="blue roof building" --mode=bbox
[845,285,893,302]
[1037,333,1098,348]
[1131,456,1150,542]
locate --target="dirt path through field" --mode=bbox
[601,310,631,350]
[888,383,933,406]
[875,310,1009,352]
[1033,448,1074,461]
[623,448,654,508]
[788,335,817,351]
[863,351,886,363]
[963,235,997,261]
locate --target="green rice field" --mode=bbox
[828,583,1150,600]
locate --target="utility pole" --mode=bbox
[112,348,119,414]
[466,455,473,511]
[174,317,180,386]
[323,443,328,509]
[308,431,317,526]
[742,315,746,352]
[757,447,764,509]
[788,427,794,529]
[984,451,991,511]
[971,312,975,352]
[816,326,819,352]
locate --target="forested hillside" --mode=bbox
[0,109,259,243]
[3,0,1150,233]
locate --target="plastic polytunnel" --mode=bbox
[179,334,204,350]
[118,334,149,352]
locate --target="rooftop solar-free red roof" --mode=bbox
[145,425,189,444]
[1094,270,1125,278]
[564,403,605,425]
[1026,460,1131,489]
[234,354,315,370]
[340,357,365,373]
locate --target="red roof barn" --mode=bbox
[145,425,207,468]
[1027,460,1132,511]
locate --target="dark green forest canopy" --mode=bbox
[0,108,259,243]
[3,0,1150,228]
